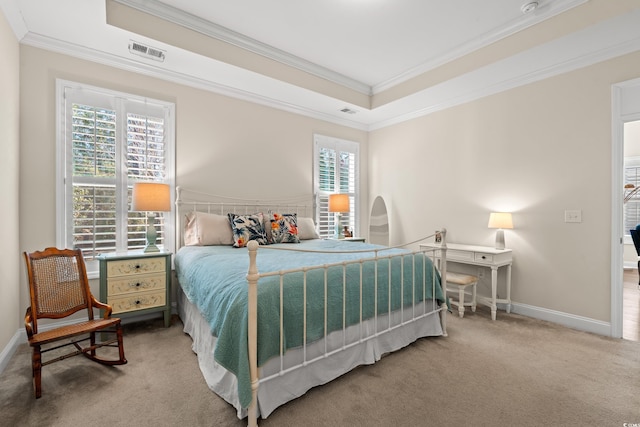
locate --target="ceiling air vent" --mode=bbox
[340,107,357,114]
[129,40,166,62]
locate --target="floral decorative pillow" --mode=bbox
[227,213,268,248]
[270,213,300,244]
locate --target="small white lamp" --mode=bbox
[132,182,171,252]
[488,212,513,250]
[328,194,350,239]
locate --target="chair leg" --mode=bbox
[32,345,42,399]
[90,332,96,357]
[458,286,465,318]
[116,324,126,364]
[471,284,477,312]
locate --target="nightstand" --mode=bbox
[98,250,172,327]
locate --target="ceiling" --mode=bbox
[2,0,640,129]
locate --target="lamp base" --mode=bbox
[143,244,161,253]
[144,215,161,253]
[495,229,506,250]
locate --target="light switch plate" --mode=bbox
[564,210,582,223]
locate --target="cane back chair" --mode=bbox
[23,247,127,398]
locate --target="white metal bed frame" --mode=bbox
[175,187,448,426]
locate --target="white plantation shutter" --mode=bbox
[625,157,640,237]
[314,134,359,238]
[57,80,175,275]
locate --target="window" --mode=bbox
[56,80,175,276]
[624,156,640,241]
[313,134,359,238]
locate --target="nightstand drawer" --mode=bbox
[107,273,166,296]
[106,257,166,278]
[108,289,167,314]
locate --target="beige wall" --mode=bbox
[0,8,21,358]
[17,45,368,323]
[369,51,640,322]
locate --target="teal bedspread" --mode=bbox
[175,239,443,409]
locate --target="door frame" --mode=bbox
[611,77,640,338]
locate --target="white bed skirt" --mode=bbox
[178,286,443,420]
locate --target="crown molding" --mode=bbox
[112,0,372,96]
[0,0,28,40]
[114,0,588,97]
[20,33,370,131]
[370,11,640,130]
[17,6,640,133]
[371,0,589,94]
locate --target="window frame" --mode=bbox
[313,134,360,239]
[56,79,176,278]
[624,155,640,244]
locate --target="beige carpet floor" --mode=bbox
[1,307,639,427]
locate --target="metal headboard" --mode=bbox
[175,187,316,248]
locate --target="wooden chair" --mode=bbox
[23,247,127,398]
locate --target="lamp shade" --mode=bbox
[488,212,513,229]
[328,194,350,213]
[132,182,171,212]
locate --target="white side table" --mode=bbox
[420,243,513,320]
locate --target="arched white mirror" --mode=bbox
[369,196,389,246]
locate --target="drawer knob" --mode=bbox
[481,255,486,259]
[135,300,141,305]
[136,282,141,287]
[135,264,141,269]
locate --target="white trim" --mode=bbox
[15,7,640,132]
[612,84,624,339]
[114,0,588,96]
[112,0,371,96]
[510,303,612,337]
[612,77,640,339]
[0,330,23,375]
[372,0,589,93]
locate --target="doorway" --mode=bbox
[612,78,640,340]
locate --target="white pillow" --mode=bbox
[297,217,320,240]
[183,211,234,246]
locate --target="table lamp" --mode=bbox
[488,212,513,250]
[328,194,350,239]
[132,182,171,252]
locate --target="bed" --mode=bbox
[174,188,449,426]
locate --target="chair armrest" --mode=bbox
[91,297,113,319]
[24,307,34,339]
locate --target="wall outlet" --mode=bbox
[564,209,582,223]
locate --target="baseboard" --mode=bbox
[0,330,23,375]
[509,302,612,336]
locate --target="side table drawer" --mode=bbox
[447,249,474,262]
[106,257,166,278]
[474,253,494,264]
[109,289,166,314]
[107,273,166,296]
